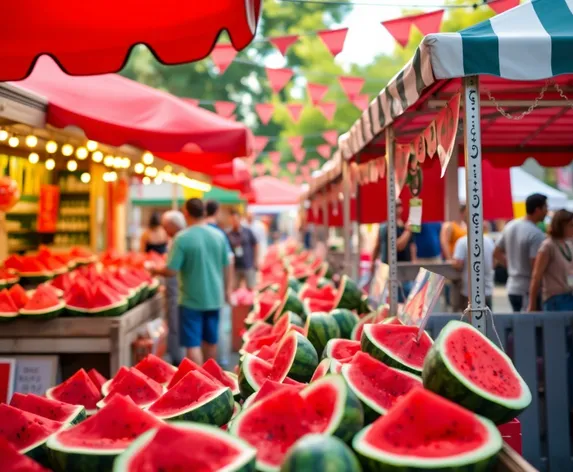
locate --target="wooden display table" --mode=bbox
[0,294,164,378]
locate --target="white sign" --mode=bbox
[369,261,390,307]
[13,356,59,397]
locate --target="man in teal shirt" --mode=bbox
[152,198,231,364]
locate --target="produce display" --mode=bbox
[0,243,533,471]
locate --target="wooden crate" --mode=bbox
[497,444,538,472]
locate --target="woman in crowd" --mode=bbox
[528,209,573,311]
[140,212,169,254]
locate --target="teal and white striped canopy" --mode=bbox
[340,0,573,158]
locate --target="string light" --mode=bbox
[154,177,163,185]
[92,151,104,163]
[134,163,145,174]
[86,140,98,152]
[142,176,151,185]
[113,157,123,169]
[103,155,114,167]
[122,158,131,169]
[8,136,19,148]
[45,158,56,170]
[25,135,38,148]
[67,160,78,171]
[102,171,118,182]
[164,165,173,173]
[144,167,158,178]
[28,152,39,164]
[80,173,91,183]
[0,130,8,141]
[46,141,58,154]
[62,144,74,156]
[76,147,88,160]
[142,152,154,165]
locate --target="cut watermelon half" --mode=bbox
[352,388,502,470]
[310,358,333,382]
[242,379,305,410]
[423,320,532,425]
[134,354,177,386]
[47,395,163,472]
[323,339,361,363]
[0,437,51,472]
[361,323,433,375]
[46,369,102,415]
[20,284,65,319]
[0,288,19,320]
[272,330,318,382]
[87,368,107,392]
[8,283,29,309]
[241,332,281,356]
[238,354,290,399]
[10,393,86,425]
[341,352,422,423]
[202,358,240,398]
[97,368,165,409]
[147,370,233,426]
[112,422,256,472]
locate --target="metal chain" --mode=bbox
[484,80,550,120]
[552,81,573,109]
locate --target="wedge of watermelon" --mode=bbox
[244,296,280,328]
[87,369,107,392]
[89,282,128,317]
[167,358,221,390]
[20,284,65,319]
[50,272,73,292]
[46,369,102,415]
[134,354,177,386]
[242,379,306,409]
[97,368,165,409]
[0,437,51,472]
[202,358,240,399]
[8,283,29,309]
[10,393,86,425]
[0,288,19,320]
[101,366,130,396]
[17,257,53,283]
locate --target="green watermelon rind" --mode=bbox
[112,422,257,472]
[224,371,241,400]
[65,299,129,317]
[322,338,359,361]
[422,320,532,425]
[352,414,502,471]
[334,276,364,311]
[19,300,66,320]
[361,324,433,375]
[238,354,288,399]
[0,311,19,321]
[150,386,233,426]
[147,278,161,298]
[18,271,54,284]
[277,288,306,319]
[329,309,360,340]
[300,374,364,443]
[280,331,319,383]
[307,312,341,358]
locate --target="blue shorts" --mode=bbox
[179,306,220,348]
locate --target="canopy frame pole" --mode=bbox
[462,75,487,334]
[355,155,362,280]
[322,188,329,244]
[386,126,399,316]
[342,160,352,277]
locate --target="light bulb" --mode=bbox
[45,158,56,170]
[0,130,8,141]
[62,144,74,156]
[142,176,151,185]
[164,165,173,173]
[28,152,39,164]
[122,158,131,169]
[154,177,163,185]
[108,171,117,182]
[8,136,19,148]
[103,155,114,167]
[113,157,123,169]
[92,151,103,163]
[76,147,88,160]
[25,135,38,147]
[67,160,78,171]
[134,163,145,174]
[46,141,58,154]
[86,140,98,152]
[80,172,91,183]
[142,152,154,165]
[144,166,158,178]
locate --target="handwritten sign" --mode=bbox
[0,358,16,403]
[13,356,58,396]
[37,185,60,233]
[369,261,390,307]
[408,198,422,233]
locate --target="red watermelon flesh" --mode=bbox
[352,310,386,341]
[243,321,272,341]
[358,388,490,458]
[87,368,107,391]
[91,282,123,307]
[103,366,130,395]
[50,273,72,292]
[0,436,50,471]
[3,255,23,271]
[47,368,102,412]
[327,339,361,362]
[300,377,342,432]
[0,404,63,452]
[36,254,67,273]
[242,333,280,354]
[310,359,332,382]
[54,395,162,451]
[114,270,141,289]
[249,298,280,325]
[255,344,278,362]
[202,359,237,391]
[243,355,289,389]
[100,273,131,297]
[23,285,61,311]
[10,393,82,423]
[134,354,176,385]
[167,358,219,389]
[0,289,19,314]
[18,257,50,275]
[282,376,305,386]
[65,286,92,309]
[250,380,305,405]
[8,284,29,309]
[103,368,163,407]
[306,297,336,313]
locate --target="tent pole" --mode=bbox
[386,126,399,316]
[342,160,352,277]
[322,188,329,244]
[355,155,362,281]
[462,75,487,334]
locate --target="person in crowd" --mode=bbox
[452,227,495,311]
[414,222,442,264]
[160,210,187,365]
[441,204,467,310]
[152,199,231,365]
[370,199,416,301]
[140,212,169,254]
[494,193,548,312]
[246,212,268,267]
[227,209,258,290]
[528,209,573,311]
[205,200,234,264]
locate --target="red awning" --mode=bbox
[14,57,253,156]
[249,177,303,205]
[0,1,261,81]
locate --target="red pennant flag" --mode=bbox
[316,144,331,159]
[287,104,304,122]
[292,148,306,163]
[317,102,337,121]
[254,136,269,153]
[211,44,238,74]
[309,159,320,170]
[350,94,370,110]
[287,162,297,174]
[412,10,444,36]
[184,98,200,107]
[255,103,274,125]
[270,164,279,177]
[317,28,349,56]
[214,101,236,118]
[301,166,310,178]
[255,163,266,176]
[307,83,329,105]
[338,76,365,99]
[382,10,444,48]
[288,136,303,149]
[266,67,294,93]
[488,0,519,13]
[268,151,281,165]
[322,130,338,147]
[270,34,299,57]
[227,114,237,121]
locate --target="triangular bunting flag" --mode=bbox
[317,28,349,56]
[301,166,310,178]
[317,102,337,121]
[322,130,338,147]
[287,162,298,174]
[255,103,274,125]
[412,10,444,36]
[350,94,370,110]
[254,136,269,153]
[316,144,331,159]
[228,115,237,121]
[338,76,365,99]
[184,98,200,107]
[287,104,304,122]
[266,67,294,93]
[268,151,281,165]
[211,44,238,74]
[382,10,444,48]
[309,159,320,170]
[288,136,303,149]
[270,34,299,57]
[270,164,279,177]
[488,0,519,14]
[214,101,236,118]
[292,148,306,163]
[307,83,329,105]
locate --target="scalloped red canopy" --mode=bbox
[0,1,261,81]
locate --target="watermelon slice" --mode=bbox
[282,435,361,472]
[17,257,53,283]
[310,358,333,382]
[220,401,242,431]
[113,422,256,471]
[242,321,273,342]
[134,354,177,386]
[10,393,86,425]
[423,320,532,425]
[20,284,65,319]
[351,308,386,341]
[352,388,502,470]
[46,369,102,415]
[50,272,73,292]
[8,283,29,309]
[89,282,128,317]
[147,370,233,426]
[87,368,107,392]
[341,352,422,423]
[202,358,240,398]
[167,358,220,390]
[244,297,280,328]
[97,368,165,409]
[242,379,306,409]
[272,330,318,382]
[101,366,130,396]
[69,246,97,265]
[361,324,434,375]
[323,339,361,363]
[0,267,20,286]
[0,437,51,472]
[238,354,290,398]
[0,288,19,320]
[47,395,163,471]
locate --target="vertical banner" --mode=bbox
[37,185,60,233]
[437,93,461,177]
[394,145,410,196]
